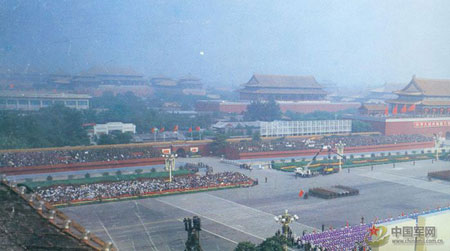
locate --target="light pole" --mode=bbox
[336,141,346,171]
[183,216,202,251]
[434,134,442,161]
[163,153,177,182]
[274,209,299,251]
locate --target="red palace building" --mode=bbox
[387,76,450,116]
[239,74,327,101]
[355,76,450,137]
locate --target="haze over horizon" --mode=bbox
[1,0,450,88]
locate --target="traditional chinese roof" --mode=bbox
[178,74,201,82]
[153,79,177,86]
[240,88,327,95]
[385,99,421,105]
[386,98,450,106]
[395,77,450,97]
[370,83,405,94]
[359,103,387,111]
[244,74,324,89]
[80,66,143,77]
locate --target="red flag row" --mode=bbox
[151,126,201,133]
[385,104,416,115]
[188,126,201,132]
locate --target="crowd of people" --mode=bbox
[230,134,433,153]
[36,172,254,203]
[0,134,434,169]
[0,146,160,168]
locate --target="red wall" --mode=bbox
[153,143,210,156]
[196,101,360,114]
[385,121,450,136]
[2,157,165,175]
[279,102,360,113]
[219,103,248,114]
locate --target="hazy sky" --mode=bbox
[1,0,450,87]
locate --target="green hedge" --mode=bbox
[22,169,192,189]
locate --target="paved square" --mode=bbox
[61,157,450,250]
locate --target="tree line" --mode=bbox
[0,92,216,150]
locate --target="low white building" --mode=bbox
[93,122,136,135]
[0,91,91,110]
[260,120,352,137]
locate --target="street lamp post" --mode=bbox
[183,216,202,251]
[162,153,177,182]
[274,209,299,251]
[434,134,442,161]
[336,141,346,172]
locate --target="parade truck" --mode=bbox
[240,163,253,170]
[321,166,339,175]
[294,167,318,177]
[294,145,343,177]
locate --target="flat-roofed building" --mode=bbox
[359,103,388,116]
[239,74,327,101]
[93,122,136,135]
[260,120,352,137]
[0,91,91,110]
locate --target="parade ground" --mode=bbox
[61,157,450,251]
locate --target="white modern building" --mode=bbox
[0,91,91,110]
[93,122,136,135]
[260,120,352,137]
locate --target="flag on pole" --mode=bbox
[173,125,178,132]
[408,104,416,112]
[195,126,201,131]
[160,127,165,133]
[384,106,388,116]
[392,105,398,115]
[151,127,156,133]
[401,104,407,113]
[298,189,304,197]
[188,127,193,133]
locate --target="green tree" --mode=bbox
[97,134,116,145]
[352,120,373,132]
[209,133,229,155]
[97,131,133,145]
[252,131,261,142]
[257,235,286,251]
[244,100,281,121]
[234,241,257,251]
[0,105,89,149]
[115,131,133,144]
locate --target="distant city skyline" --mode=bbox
[1,0,450,88]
